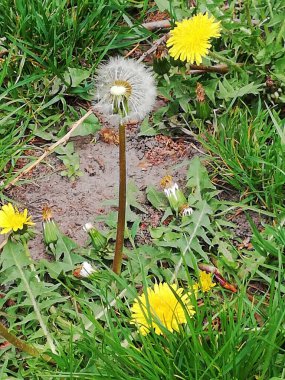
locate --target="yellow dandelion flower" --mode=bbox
[194,271,216,293]
[167,13,221,65]
[0,203,34,235]
[130,283,195,335]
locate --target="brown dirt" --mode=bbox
[2,129,197,259]
[1,128,267,259]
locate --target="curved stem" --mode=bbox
[0,322,52,362]
[112,123,126,275]
[208,51,243,73]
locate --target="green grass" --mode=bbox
[0,0,150,71]
[199,105,285,211]
[0,0,152,188]
[0,0,285,378]
[7,270,284,380]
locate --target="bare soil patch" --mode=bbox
[2,128,266,259]
[3,129,197,258]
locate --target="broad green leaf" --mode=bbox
[146,185,168,210]
[66,67,91,87]
[138,117,157,137]
[186,157,216,199]
[71,111,101,137]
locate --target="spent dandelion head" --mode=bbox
[160,175,187,213]
[130,283,195,335]
[73,261,96,278]
[0,203,34,235]
[93,57,156,125]
[167,13,221,65]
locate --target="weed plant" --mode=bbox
[1,159,284,379]
[0,0,285,378]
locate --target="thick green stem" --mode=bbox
[0,322,52,362]
[112,123,126,275]
[208,51,243,73]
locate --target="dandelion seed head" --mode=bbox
[110,85,127,96]
[93,57,156,124]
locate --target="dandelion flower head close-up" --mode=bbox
[167,13,221,65]
[130,283,195,336]
[0,203,34,235]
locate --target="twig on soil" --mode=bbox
[142,18,259,31]
[125,43,140,58]
[4,109,93,189]
[142,20,171,31]
[137,35,168,63]
[0,238,7,251]
[186,63,242,74]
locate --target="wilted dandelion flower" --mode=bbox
[93,57,156,124]
[42,205,60,247]
[73,262,96,278]
[130,283,195,335]
[0,203,34,234]
[83,222,107,252]
[193,271,216,293]
[167,13,221,65]
[160,175,187,213]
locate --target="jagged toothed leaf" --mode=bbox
[186,157,216,200]
[0,240,62,353]
[55,234,83,270]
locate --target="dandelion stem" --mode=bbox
[113,123,126,275]
[208,51,243,73]
[0,322,52,362]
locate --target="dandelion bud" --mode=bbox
[196,82,211,120]
[83,223,107,252]
[153,57,171,75]
[180,205,194,221]
[42,206,60,248]
[160,175,187,214]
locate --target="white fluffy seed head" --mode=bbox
[93,57,156,124]
[110,85,127,96]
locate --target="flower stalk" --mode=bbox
[93,57,156,275]
[208,51,243,73]
[112,122,127,275]
[0,322,52,362]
